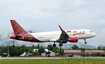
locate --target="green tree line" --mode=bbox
[0,44,64,57]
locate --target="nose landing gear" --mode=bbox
[84,39,87,44]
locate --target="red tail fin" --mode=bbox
[10,20,28,35]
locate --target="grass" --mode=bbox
[0,58,105,64]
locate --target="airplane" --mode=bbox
[10,20,96,47]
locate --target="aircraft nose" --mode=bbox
[93,32,96,37]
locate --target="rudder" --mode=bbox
[10,20,28,35]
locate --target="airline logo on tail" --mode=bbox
[10,20,41,42]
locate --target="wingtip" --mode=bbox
[58,25,63,31]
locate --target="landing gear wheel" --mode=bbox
[84,39,87,44]
[85,42,87,44]
[53,44,56,47]
[59,43,63,47]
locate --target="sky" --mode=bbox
[0,0,105,47]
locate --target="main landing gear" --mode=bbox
[84,39,87,44]
[59,42,63,56]
[53,42,63,56]
[53,42,63,47]
[59,43,63,47]
[53,42,56,47]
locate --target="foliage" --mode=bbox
[95,52,101,56]
[38,46,44,55]
[47,45,53,51]
[32,50,39,56]
[80,48,85,53]
[71,45,79,50]
[1,43,105,57]
[97,46,101,50]
[0,44,65,57]
[0,44,41,57]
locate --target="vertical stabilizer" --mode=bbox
[10,20,28,35]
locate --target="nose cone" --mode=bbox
[92,32,96,37]
[10,35,16,39]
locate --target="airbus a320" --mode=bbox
[10,20,96,47]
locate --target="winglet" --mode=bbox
[59,25,64,31]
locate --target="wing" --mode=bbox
[57,25,69,42]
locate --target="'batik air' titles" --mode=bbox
[67,30,85,36]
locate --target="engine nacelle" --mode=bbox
[69,37,78,43]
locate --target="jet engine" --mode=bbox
[69,37,78,43]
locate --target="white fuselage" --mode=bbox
[30,29,96,42]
